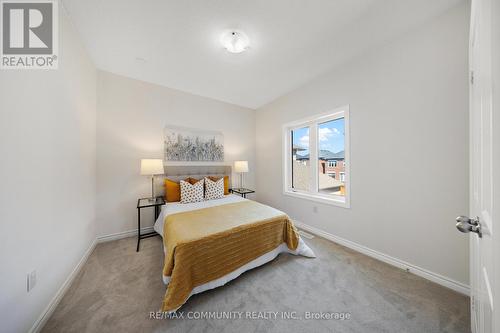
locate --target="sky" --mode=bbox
[292,118,345,156]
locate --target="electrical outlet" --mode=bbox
[27,270,37,292]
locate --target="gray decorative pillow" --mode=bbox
[204,177,224,200]
[180,179,204,204]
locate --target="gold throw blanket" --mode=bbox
[161,200,299,312]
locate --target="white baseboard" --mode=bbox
[30,227,155,332]
[293,220,470,296]
[97,226,154,243]
[29,238,98,333]
[31,221,468,333]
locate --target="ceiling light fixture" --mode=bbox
[220,30,249,53]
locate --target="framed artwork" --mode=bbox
[164,126,224,162]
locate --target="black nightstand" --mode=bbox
[136,197,165,252]
[229,188,255,198]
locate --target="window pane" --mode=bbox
[317,118,345,196]
[291,127,310,191]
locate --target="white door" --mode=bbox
[463,0,499,332]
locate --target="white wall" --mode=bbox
[96,71,255,236]
[0,7,97,333]
[256,3,470,286]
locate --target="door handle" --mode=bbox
[455,216,482,237]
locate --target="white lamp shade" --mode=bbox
[234,160,249,173]
[140,159,164,175]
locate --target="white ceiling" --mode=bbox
[62,0,463,109]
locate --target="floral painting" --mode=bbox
[164,126,224,162]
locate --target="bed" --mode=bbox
[153,165,315,312]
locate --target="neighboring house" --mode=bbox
[293,149,345,195]
[296,149,345,180]
[292,144,306,160]
[320,150,345,182]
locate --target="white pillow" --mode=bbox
[204,177,224,200]
[180,179,204,204]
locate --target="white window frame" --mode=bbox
[327,161,337,167]
[282,105,350,208]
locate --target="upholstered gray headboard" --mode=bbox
[162,164,232,187]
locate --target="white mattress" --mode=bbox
[153,194,315,311]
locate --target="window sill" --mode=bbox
[283,190,350,208]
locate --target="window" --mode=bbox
[327,161,337,167]
[283,106,350,207]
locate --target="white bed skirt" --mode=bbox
[161,238,315,312]
[154,195,316,312]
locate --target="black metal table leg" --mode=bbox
[136,207,141,252]
[136,197,164,252]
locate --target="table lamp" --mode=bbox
[234,160,249,190]
[140,159,164,201]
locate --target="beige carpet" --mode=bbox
[42,235,470,333]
